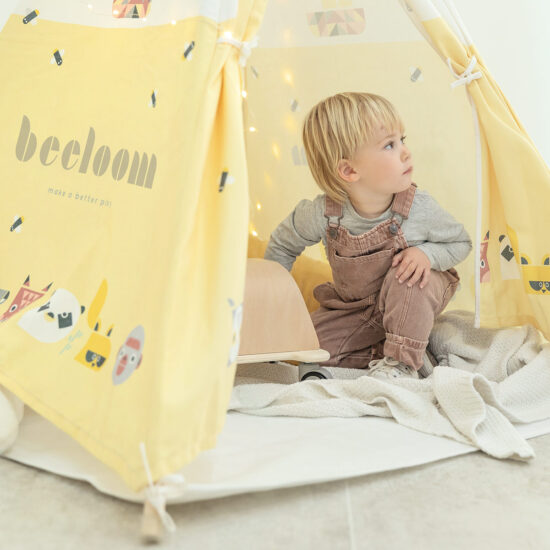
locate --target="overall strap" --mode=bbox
[324,195,344,239]
[390,182,417,224]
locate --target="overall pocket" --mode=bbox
[331,248,394,302]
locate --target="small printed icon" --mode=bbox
[148,89,158,108]
[51,49,64,66]
[218,168,235,192]
[10,215,24,233]
[410,66,424,83]
[112,0,152,19]
[182,41,195,60]
[22,9,39,25]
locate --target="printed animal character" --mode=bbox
[519,254,550,295]
[74,279,114,370]
[112,325,145,385]
[480,230,490,283]
[227,298,243,366]
[498,234,520,280]
[18,288,85,343]
[0,276,53,323]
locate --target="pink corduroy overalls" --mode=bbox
[310,182,460,371]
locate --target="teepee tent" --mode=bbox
[1,0,550,539]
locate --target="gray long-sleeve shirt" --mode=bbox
[264,188,472,272]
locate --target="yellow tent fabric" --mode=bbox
[1,0,549,495]
[0,0,265,491]
[246,1,478,319]
[246,0,550,338]
[403,0,550,334]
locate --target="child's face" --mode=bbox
[341,125,413,195]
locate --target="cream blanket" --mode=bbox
[229,310,550,461]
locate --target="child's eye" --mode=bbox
[384,135,407,150]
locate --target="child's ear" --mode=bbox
[337,159,357,183]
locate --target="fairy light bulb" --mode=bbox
[283,70,294,87]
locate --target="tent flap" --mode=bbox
[0,0,267,491]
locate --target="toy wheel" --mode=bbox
[298,364,334,381]
[301,372,327,381]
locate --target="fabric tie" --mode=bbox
[217,33,259,66]
[139,441,187,533]
[446,55,482,88]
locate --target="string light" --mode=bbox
[283,70,294,86]
[256,202,262,210]
[242,90,248,98]
[249,219,259,237]
[283,114,296,133]
[249,126,257,133]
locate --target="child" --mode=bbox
[264,92,472,380]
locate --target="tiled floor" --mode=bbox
[1,432,549,549]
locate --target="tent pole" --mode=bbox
[140,499,165,543]
[466,91,483,329]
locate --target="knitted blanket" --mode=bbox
[228,310,550,461]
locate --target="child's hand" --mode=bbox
[391,247,431,289]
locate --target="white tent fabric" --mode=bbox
[4,310,550,504]
[5,402,550,505]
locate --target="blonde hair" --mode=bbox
[302,92,404,204]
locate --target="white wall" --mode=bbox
[454,0,550,165]
[0,1,17,29]
[1,0,549,164]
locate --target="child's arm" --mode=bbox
[264,197,325,272]
[413,194,473,272]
